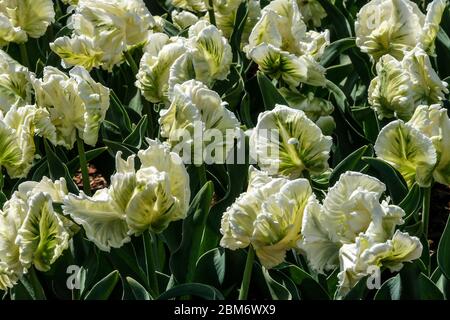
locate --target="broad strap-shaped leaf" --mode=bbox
[84,270,120,300]
[169,181,214,283]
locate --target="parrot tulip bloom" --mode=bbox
[220,167,315,268]
[63,140,190,251]
[159,79,240,164]
[136,34,187,104]
[378,104,450,187]
[297,0,327,27]
[374,119,437,188]
[355,0,447,61]
[368,47,448,120]
[245,0,329,87]
[0,50,32,113]
[0,177,71,290]
[298,171,422,295]
[136,21,233,104]
[0,105,36,179]
[408,105,450,185]
[51,0,155,71]
[279,87,335,134]
[0,0,55,46]
[32,66,110,149]
[337,230,422,296]
[250,104,332,178]
[171,11,199,30]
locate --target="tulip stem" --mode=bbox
[76,134,91,196]
[238,246,255,300]
[422,186,432,239]
[143,231,159,297]
[124,50,138,75]
[207,0,216,26]
[19,43,30,68]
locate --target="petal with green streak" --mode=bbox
[420,0,447,54]
[12,0,55,39]
[220,168,287,250]
[0,120,22,172]
[355,0,424,61]
[0,49,32,112]
[251,104,332,178]
[299,199,341,273]
[17,193,69,272]
[70,66,110,146]
[0,14,27,46]
[168,52,197,100]
[50,36,104,71]
[375,120,437,187]
[62,189,130,252]
[0,105,36,179]
[109,172,137,213]
[138,139,190,217]
[125,169,179,234]
[361,230,422,272]
[189,22,233,85]
[408,104,450,185]
[252,179,313,268]
[136,36,186,103]
[402,47,448,107]
[249,44,308,87]
[0,195,27,285]
[368,54,414,120]
[246,10,283,52]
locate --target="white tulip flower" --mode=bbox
[63,140,190,251]
[374,120,437,187]
[0,50,32,113]
[296,0,327,27]
[0,177,72,289]
[368,47,448,120]
[51,0,155,71]
[407,104,450,185]
[250,104,332,178]
[0,0,55,46]
[0,105,36,178]
[245,0,329,87]
[159,79,240,164]
[221,167,314,268]
[355,0,447,61]
[337,230,422,296]
[32,66,110,149]
[136,34,187,104]
[171,11,199,30]
[298,171,422,295]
